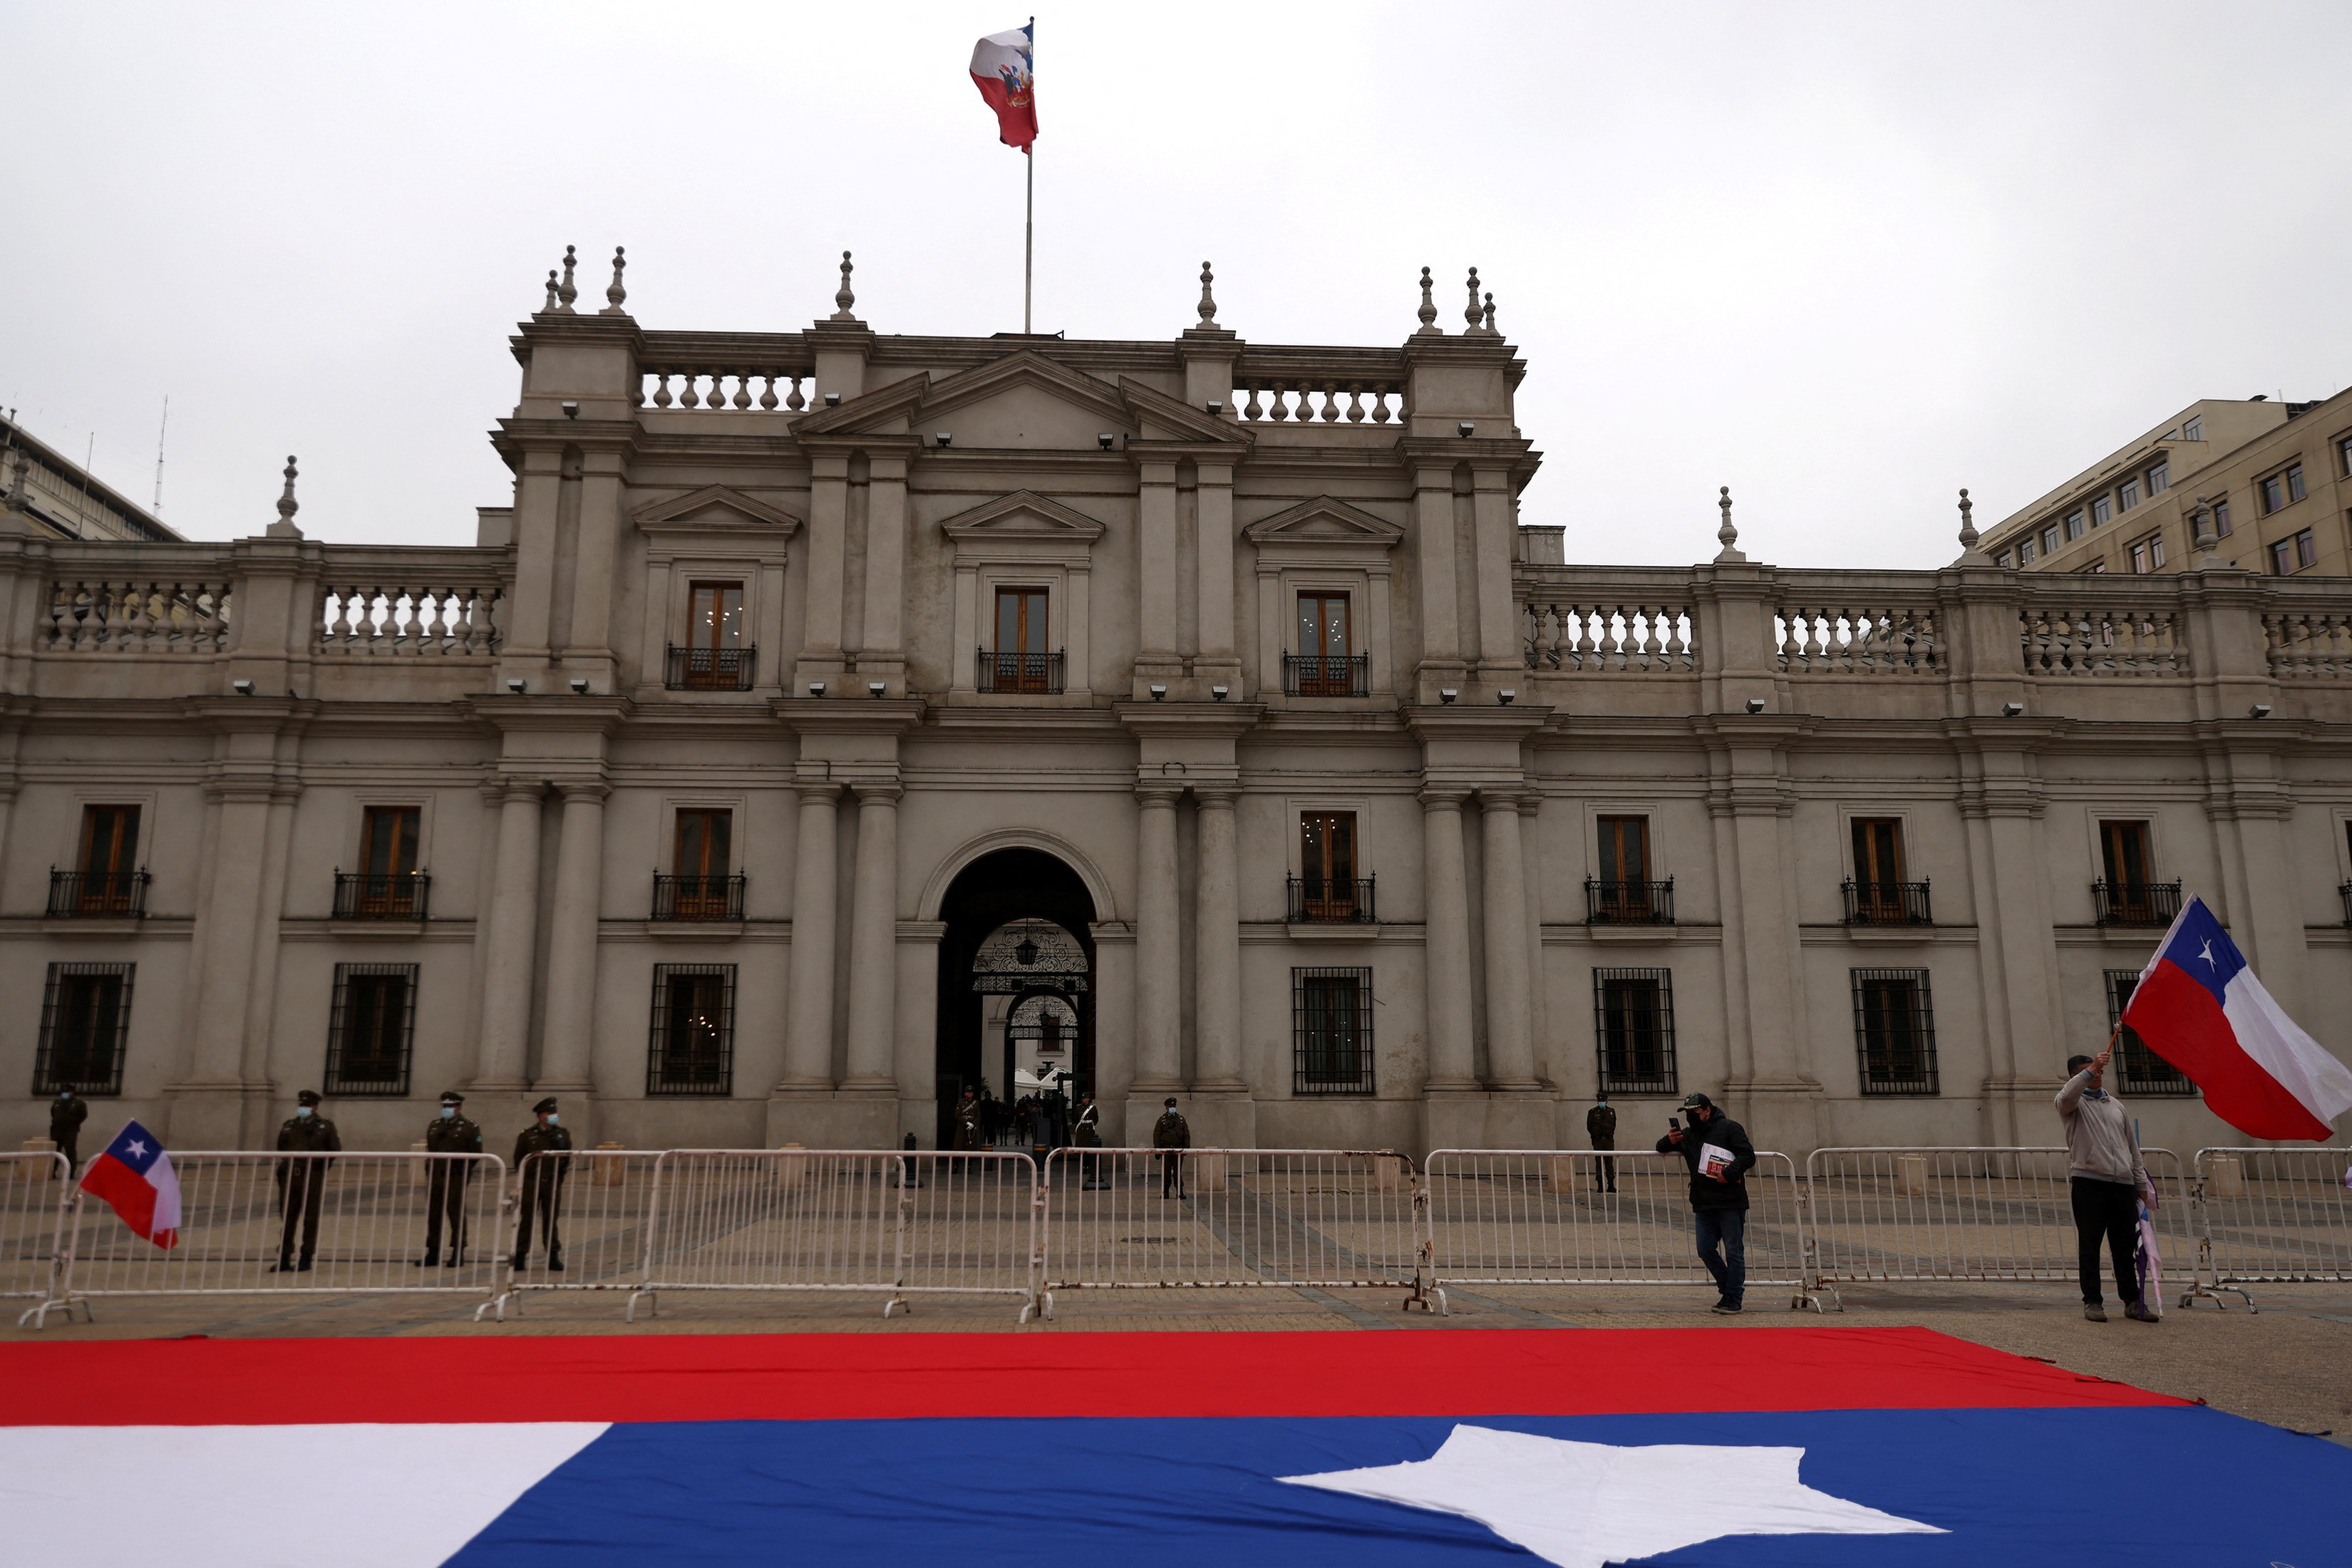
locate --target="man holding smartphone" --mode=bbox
[1656,1091,1757,1313]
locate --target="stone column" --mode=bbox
[800,453,850,674]
[1192,784,1244,1088]
[473,780,546,1088]
[1480,790,1538,1089]
[1420,786,1477,1090]
[1132,782,1185,1088]
[781,780,840,1088]
[1519,793,1549,1085]
[859,456,908,679]
[1411,463,1463,695]
[187,783,274,1085]
[535,780,609,1094]
[1135,460,1180,687]
[1195,462,1239,687]
[842,781,901,1088]
[1470,466,1521,683]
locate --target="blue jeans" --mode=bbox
[1695,1207,1746,1304]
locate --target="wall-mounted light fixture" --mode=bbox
[1149,684,1167,701]
[808,681,827,698]
[1438,687,1458,704]
[1457,421,1475,438]
[1097,433,1115,450]
[823,391,842,408]
[1210,684,1229,701]
[1745,697,1765,714]
[559,401,579,420]
[869,681,887,698]
[1497,688,1515,706]
[1207,400,1224,416]
[934,432,952,448]
[2001,701,2025,717]
[2250,702,2272,718]
[507,678,527,694]
[570,677,591,694]
[231,679,255,696]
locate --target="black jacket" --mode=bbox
[1655,1113,1755,1212]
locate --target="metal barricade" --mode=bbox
[31,1152,507,1326]
[5,1152,73,1324]
[1040,1147,1429,1314]
[633,1149,1040,1321]
[1802,1146,2191,1311]
[2185,1145,2352,1311]
[1423,1149,1811,1312]
[478,1149,664,1321]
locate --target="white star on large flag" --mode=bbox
[1279,1424,1943,1568]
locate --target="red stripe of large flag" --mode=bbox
[2123,894,2352,1140]
[970,23,1037,151]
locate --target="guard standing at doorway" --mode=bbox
[512,1097,572,1271]
[1586,1093,1618,1193]
[48,1089,88,1177]
[273,1089,340,1273]
[1153,1096,1190,1199]
[955,1086,983,1150]
[417,1090,483,1267]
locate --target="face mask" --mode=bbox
[440,1107,455,1119]
[297,1106,314,1118]
[544,1114,559,1126]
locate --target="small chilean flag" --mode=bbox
[78,1119,182,1249]
[2123,896,2352,1141]
[970,22,1037,151]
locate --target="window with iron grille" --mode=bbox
[1292,966,1373,1095]
[324,962,417,1096]
[1592,968,1677,1095]
[649,964,736,1095]
[33,961,134,1095]
[1852,968,1939,1095]
[2105,969,2194,1095]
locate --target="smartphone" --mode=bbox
[1667,1116,1680,1131]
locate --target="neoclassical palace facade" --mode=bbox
[8,254,2352,1157]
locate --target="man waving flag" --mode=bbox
[2123,895,2352,1140]
[969,22,1036,151]
[78,1119,182,1249]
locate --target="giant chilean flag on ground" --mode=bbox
[2124,894,2352,1140]
[3,1329,2347,1564]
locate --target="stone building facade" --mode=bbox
[6,253,2352,1159]
[1,414,180,544]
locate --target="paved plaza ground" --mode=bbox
[11,1278,2348,1448]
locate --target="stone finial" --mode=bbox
[542,270,559,312]
[1714,485,1745,563]
[1196,261,1218,328]
[557,244,579,311]
[269,455,304,539]
[2190,492,2222,562]
[1415,267,1438,333]
[6,446,28,510]
[832,249,857,321]
[1464,267,1483,329]
[1481,292,1497,335]
[599,246,628,315]
[1952,487,1991,566]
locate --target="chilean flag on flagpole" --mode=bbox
[78,1119,182,1249]
[970,21,1037,151]
[2123,894,2352,1141]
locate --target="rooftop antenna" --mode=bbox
[76,433,95,539]
[152,395,168,515]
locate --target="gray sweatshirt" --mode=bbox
[2055,1068,2150,1192]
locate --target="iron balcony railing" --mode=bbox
[2094,878,2182,928]
[1585,878,1676,924]
[333,871,430,921]
[2341,881,2352,926]
[1287,875,1376,924]
[1282,651,1369,697]
[1842,879,1933,926]
[46,869,150,919]
[653,874,746,922]
[975,649,1065,695]
[664,644,756,691]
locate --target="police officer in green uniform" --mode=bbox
[273,1089,340,1272]
[417,1090,483,1268]
[48,1089,90,1177]
[512,1096,572,1271]
[1586,1093,1619,1193]
[1152,1096,1191,1199]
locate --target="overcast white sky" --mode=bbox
[6,1,2348,565]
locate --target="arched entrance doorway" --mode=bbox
[934,847,1097,1149]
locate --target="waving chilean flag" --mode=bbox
[2123,895,2352,1140]
[970,22,1037,151]
[4,1330,2350,1564]
[77,1118,181,1249]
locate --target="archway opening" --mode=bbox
[934,847,1097,1150]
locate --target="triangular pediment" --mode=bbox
[939,490,1106,541]
[790,372,929,436]
[1116,377,1249,447]
[1241,495,1404,547]
[630,484,803,536]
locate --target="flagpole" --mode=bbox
[1024,141,1033,334]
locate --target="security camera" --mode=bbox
[1438,687,1458,704]
[808,681,826,698]
[2249,702,2272,718]
[1210,684,1229,701]
[1097,433,1115,450]
[934,432,952,448]
[231,678,255,696]
[1744,697,1765,714]
[570,677,591,694]
[1149,684,1167,701]
[868,680,887,698]
[506,678,527,694]
[1497,688,1515,706]
[559,401,579,420]
[1457,421,1475,438]
[822,391,842,407]
[2001,701,2024,718]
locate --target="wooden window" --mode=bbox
[994,587,1048,654]
[672,808,733,919]
[1292,966,1373,1094]
[325,962,416,1096]
[74,805,141,914]
[1852,969,1939,1094]
[1592,815,1655,922]
[649,964,736,1095]
[34,961,135,1095]
[2100,820,2153,890]
[351,806,423,917]
[1299,812,1359,919]
[1850,817,1907,924]
[688,582,743,650]
[1294,591,1355,695]
[1593,968,1677,1095]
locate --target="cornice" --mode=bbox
[463,694,634,735]
[1403,703,1553,744]
[1113,701,1268,740]
[773,696,925,736]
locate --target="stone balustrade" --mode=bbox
[1230,349,1410,425]
[317,579,503,657]
[44,574,232,654]
[1777,601,1944,676]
